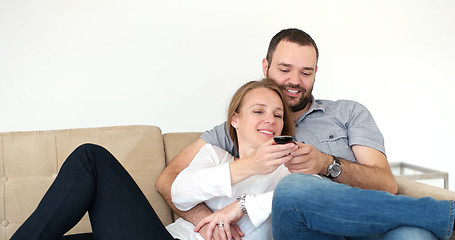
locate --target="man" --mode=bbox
[156,28,454,239]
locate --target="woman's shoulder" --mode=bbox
[197,144,235,165]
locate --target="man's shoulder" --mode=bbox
[315,99,367,112]
[315,99,361,106]
[200,122,237,156]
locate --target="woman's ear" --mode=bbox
[231,113,239,128]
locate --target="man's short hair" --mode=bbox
[266,28,319,65]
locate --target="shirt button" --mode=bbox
[1,176,7,182]
[1,220,9,227]
[329,135,334,139]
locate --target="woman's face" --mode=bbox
[231,87,285,151]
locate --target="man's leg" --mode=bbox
[347,226,437,240]
[11,144,175,240]
[272,174,454,240]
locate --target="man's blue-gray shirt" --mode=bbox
[201,99,385,163]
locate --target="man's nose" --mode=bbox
[287,71,301,85]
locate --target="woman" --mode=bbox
[11,78,297,240]
[167,78,297,240]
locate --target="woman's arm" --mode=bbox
[172,141,297,210]
[171,144,234,210]
[193,191,276,240]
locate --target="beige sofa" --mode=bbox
[1,125,454,240]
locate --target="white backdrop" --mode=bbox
[1,0,454,190]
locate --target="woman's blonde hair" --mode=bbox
[227,78,295,150]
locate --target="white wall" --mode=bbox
[1,0,454,190]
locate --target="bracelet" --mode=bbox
[236,194,248,215]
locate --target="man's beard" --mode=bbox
[290,94,312,112]
[281,84,313,112]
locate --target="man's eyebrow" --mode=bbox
[277,62,315,71]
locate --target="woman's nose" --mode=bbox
[264,115,275,124]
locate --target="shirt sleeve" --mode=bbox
[171,144,234,211]
[243,165,292,227]
[346,102,386,155]
[201,122,239,157]
[244,191,274,227]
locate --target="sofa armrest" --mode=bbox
[395,175,455,200]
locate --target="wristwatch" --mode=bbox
[237,194,248,215]
[326,155,342,179]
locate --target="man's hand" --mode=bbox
[194,201,245,240]
[285,142,331,175]
[284,142,398,194]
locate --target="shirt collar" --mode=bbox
[295,96,325,123]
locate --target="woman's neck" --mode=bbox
[237,140,255,159]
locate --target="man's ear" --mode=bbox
[262,58,269,77]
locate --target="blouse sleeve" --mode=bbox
[244,191,274,227]
[244,166,291,227]
[171,144,234,211]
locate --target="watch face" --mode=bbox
[328,163,342,177]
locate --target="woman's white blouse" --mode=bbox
[167,144,290,240]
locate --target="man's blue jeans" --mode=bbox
[11,144,176,240]
[272,174,454,240]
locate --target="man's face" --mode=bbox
[262,40,318,115]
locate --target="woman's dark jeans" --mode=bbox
[11,144,176,240]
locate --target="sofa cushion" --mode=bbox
[163,132,202,165]
[163,132,202,221]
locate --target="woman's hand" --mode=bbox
[197,223,244,240]
[249,139,298,174]
[230,139,298,185]
[194,201,245,240]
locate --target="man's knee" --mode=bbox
[382,226,437,240]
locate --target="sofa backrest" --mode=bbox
[163,131,203,221]
[0,125,174,240]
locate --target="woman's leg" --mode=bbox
[272,174,454,240]
[60,233,94,240]
[11,143,175,240]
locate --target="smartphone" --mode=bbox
[273,136,295,144]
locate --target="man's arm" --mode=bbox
[339,145,398,194]
[329,145,397,194]
[286,144,398,194]
[155,138,213,225]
